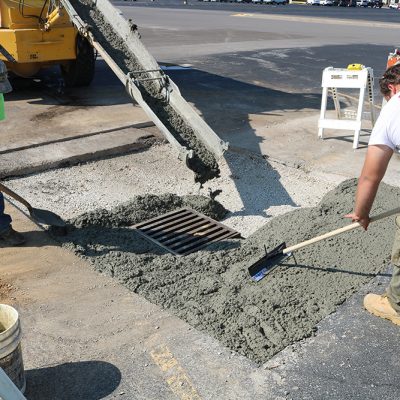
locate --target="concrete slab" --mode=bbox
[2,67,150,152]
[0,66,162,178]
[0,124,158,178]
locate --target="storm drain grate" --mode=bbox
[133,208,240,256]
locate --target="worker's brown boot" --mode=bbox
[364,293,400,326]
[0,226,26,246]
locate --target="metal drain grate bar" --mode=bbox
[150,216,205,238]
[163,221,215,245]
[133,207,240,255]
[151,218,208,241]
[140,209,192,230]
[172,228,236,254]
[169,225,221,249]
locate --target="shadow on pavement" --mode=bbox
[165,66,323,153]
[8,60,130,107]
[25,361,121,400]
[165,66,322,216]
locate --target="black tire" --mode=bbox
[61,35,95,87]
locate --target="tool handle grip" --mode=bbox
[0,182,33,212]
[284,207,400,255]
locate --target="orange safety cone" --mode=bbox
[387,49,400,69]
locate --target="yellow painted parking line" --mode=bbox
[232,12,255,16]
[151,344,202,400]
[231,12,400,29]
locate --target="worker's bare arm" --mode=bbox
[345,144,393,230]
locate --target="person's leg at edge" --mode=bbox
[0,192,12,232]
[364,215,400,325]
[386,215,400,312]
[0,192,25,245]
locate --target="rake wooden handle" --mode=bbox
[284,207,400,255]
[0,182,33,212]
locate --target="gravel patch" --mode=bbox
[5,144,338,237]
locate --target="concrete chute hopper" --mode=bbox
[61,0,228,183]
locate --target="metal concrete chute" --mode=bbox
[167,78,229,159]
[92,0,228,159]
[60,0,228,174]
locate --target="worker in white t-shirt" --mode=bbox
[346,63,400,325]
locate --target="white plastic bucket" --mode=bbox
[0,304,25,393]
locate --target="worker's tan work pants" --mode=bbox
[388,215,400,312]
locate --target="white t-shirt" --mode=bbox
[369,92,400,151]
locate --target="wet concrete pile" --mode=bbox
[70,0,219,184]
[58,180,400,364]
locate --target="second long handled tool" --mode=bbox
[249,207,400,282]
[0,182,66,227]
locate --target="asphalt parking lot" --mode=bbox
[116,0,400,176]
[118,1,400,83]
[114,0,400,23]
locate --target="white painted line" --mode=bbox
[231,12,400,29]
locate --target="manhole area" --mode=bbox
[133,208,240,255]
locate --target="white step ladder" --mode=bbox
[318,66,375,149]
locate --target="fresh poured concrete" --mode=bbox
[55,179,399,365]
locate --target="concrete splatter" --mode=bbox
[56,180,400,364]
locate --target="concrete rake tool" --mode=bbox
[249,206,400,282]
[0,182,66,227]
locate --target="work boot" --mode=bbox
[363,293,400,326]
[0,226,26,246]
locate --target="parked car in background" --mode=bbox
[389,0,400,8]
[368,0,383,6]
[264,0,288,4]
[306,0,320,4]
[251,0,263,3]
[321,0,334,5]
[356,0,368,6]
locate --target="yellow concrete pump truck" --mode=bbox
[0,0,94,86]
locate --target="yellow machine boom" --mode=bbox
[0,0,94,85]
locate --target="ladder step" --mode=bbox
[318,119,361,130]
